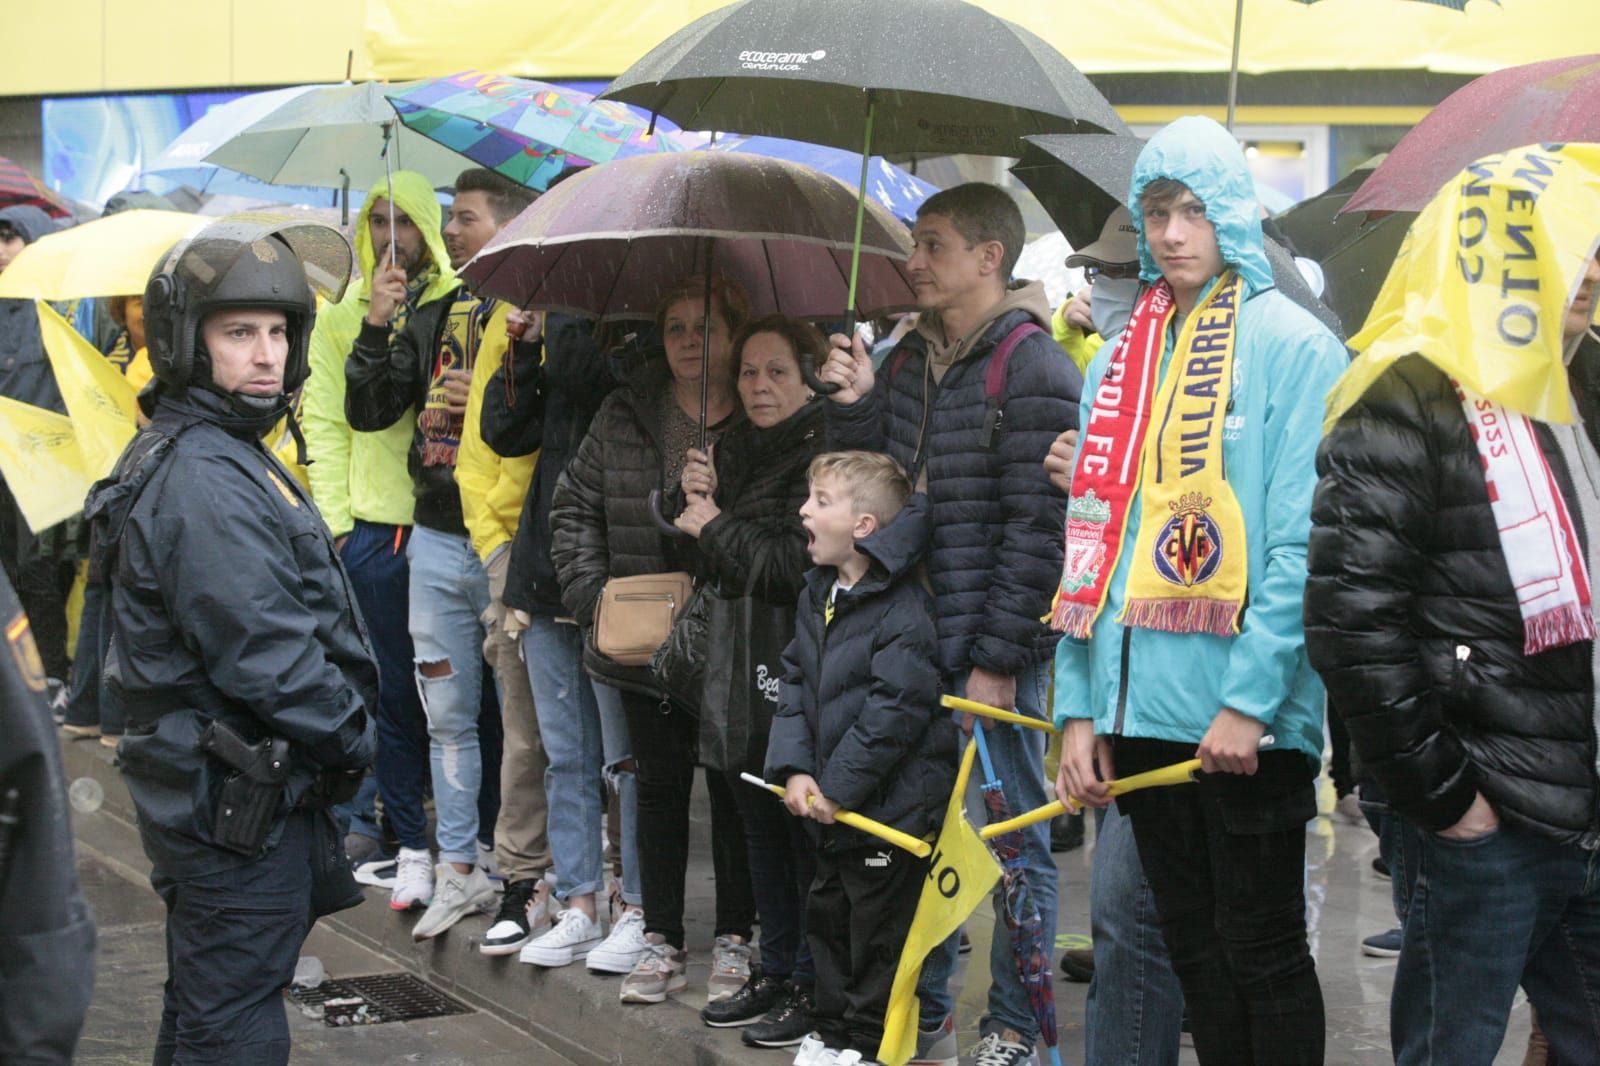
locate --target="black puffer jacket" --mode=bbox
[1306,352,1600,845]
[91,389,378,876]
[549,361,737,691]
[827,299,1079,678]
[694,400,824,603]
[479,314,612,616]
[765,496,956,851]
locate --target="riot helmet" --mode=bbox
[144,213,353,397]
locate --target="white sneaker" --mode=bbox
[587,906,648,975]
[355,857,398,890]
[794,1032,841,1066]
[389,847,434,911]
[411,864,496,940]
[519,907,604,967]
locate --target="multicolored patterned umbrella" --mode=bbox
[385,71,686,191]
[0,157,71,220]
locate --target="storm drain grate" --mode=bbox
[285,972,474,1026]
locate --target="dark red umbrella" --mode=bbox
[0,157,72,220]
[1344,53,1600,214]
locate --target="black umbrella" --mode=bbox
[602,0,1128,390]
[1272,156,1385,262]
[1315,212,1412,340]
[1011,132,1346,339]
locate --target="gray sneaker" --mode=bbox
[619,938,688,1003]
[965,1030,1038,1066]
[911,1013,957,1065]
[411,864,496,941]
[707,934,752,1002]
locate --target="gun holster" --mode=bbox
[198,721,291,856]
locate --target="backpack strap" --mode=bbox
[979,322,1045,449]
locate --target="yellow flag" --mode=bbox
[0,396,97,532]
[879,743,1001,1066]
[36,300,137,475]
[1326,143,1600,432]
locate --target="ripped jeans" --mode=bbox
[525,619,640,905]
[408,524,493,867]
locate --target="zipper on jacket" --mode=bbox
[1112,626,1133,735]
[1451,644,1472,696]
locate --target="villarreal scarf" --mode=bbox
[1050,273,1247,639]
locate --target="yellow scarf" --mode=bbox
[1120,273,1248,635]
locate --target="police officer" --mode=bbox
[86,216,377,1065]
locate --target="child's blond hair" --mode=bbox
[807,451,912,528]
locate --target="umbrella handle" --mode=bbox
[647,489,687,538]
[801,309,852,397]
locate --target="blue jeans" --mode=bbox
[525,621,640,904]
[917,659,1057,1042]
[1086,802,1183,1066]
[339,521,429,851]
[1391,819,1600,1065]
[408,524,493,866]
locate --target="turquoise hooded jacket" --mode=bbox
[1051,117,1347,762]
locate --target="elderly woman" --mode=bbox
[549,275,756,1005]
[674,314,827,1046]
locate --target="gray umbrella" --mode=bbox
[1011,132,1346,339]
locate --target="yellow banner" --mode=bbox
[0,397,98,533]
[878,744,1001,1066]
[1328,144,1600,430]
[37,301,138,477]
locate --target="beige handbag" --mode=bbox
[593,572,695,666]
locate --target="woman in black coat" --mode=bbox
[673,315,828,1041]
[549,276,755,1002]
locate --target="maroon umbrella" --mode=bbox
[1344,53,1600,214]
[459,151,914,322]
[0,157,71,219]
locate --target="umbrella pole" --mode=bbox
[802,92,876,398]
[1226,0,1245,131]
[382,122,397,269]
[699,238,715,452]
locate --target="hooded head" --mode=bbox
[0,204,60,272]
[1128,117,1273,296]
[1327,143,1600,429]
[351,171,454,300]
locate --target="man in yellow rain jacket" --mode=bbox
[345,168,548,944]
[302,171,456,879]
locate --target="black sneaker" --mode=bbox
[1059,947,1094,983]
[1050,811,1085,853]
[958,929,972,954]
[742,983,814,1048]
[479,878,539,956]
[701,967,783,1027]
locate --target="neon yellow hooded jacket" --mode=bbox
[302,172,456,536]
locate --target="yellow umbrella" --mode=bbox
[0,209,207,299]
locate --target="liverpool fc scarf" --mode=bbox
[1457,381,1594,654]
[1050,273,1248,639]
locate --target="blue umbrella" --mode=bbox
[708,135,938,222]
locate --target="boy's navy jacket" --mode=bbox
[765,495,957,851]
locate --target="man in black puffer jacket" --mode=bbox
[1306,145,1600,1066]
[816,182,1077,1061]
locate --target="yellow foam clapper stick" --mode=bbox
[739,772,932,857]
[940,694,1057,732]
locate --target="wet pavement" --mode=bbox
[63,736,1534,1065]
